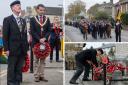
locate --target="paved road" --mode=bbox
[65,70,128,85]
[65,26,128,42]
[0,52,63,85]
[0,68,63,85]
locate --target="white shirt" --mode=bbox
[13,13,21,24]
[38,15,44,21]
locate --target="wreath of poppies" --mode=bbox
[33,42,51,59]
[22,55,30,72]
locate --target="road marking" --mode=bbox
[57,70,63,73]
[0,70,7,77]
[0,70,7,75]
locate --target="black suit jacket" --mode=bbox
[30,15,51,47]
[75,49,98,66]
[3,15,29,56]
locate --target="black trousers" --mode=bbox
[50,39,60,61]
[92,31,97,39]
[83,32,87,40]
[7,55,25,85]
[70,56,91,82]
[115,32,121,42]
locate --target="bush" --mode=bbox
[121,13,128,25]
[0,56,7,64]
[95,11,109,20]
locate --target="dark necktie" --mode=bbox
[17,17,22,32]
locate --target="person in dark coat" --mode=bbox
[102,22,107,39]
[99,22,104,39]
[79,19,84,34]
[49,16,63,62]
[30,4,51,82]
[115,20,122,42]
[80,20,88,40]
[69,48,104,84]
[92,22,98,39]
[3,1,29,85]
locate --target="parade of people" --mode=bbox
[66,20,114,41]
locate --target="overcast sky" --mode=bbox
[0,0,63,25]
[64,0,119,13]
[0,0,119,25]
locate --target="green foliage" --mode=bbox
[95,11,109,20]
[0,56,7,64]
[121,13,128,25]
[87,4,99,16]
[66,0,86,19]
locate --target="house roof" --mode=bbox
[115,0,128,6]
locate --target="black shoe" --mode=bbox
[39,77,48,82]
[69,81,79,84]
[82,78,91,81]
[35,77,40,82]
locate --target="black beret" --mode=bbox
[10,0,21,7]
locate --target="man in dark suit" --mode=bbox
[30,4,51,82]
[3,1,29,85]
[115,20,122,42]
[69,48,104,84]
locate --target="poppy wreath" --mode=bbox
[116,63,125,71]
[93,67,103,80]
[22,55,30,72]
[101,56,109,64]
[33,42,51,59]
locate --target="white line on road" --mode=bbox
[0,70,7,77]
[57,70,63,73]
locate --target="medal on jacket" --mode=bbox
[41,26,44,31]
[34,16,48,32]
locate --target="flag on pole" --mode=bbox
[116,3,121,20]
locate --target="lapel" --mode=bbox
[43,16,46,23]
[11,15,25,33]
[36,15,39,21]
[11,15,19,30]
[20,18,25,32]
[35,15,41,27]
[35,15,46,26]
